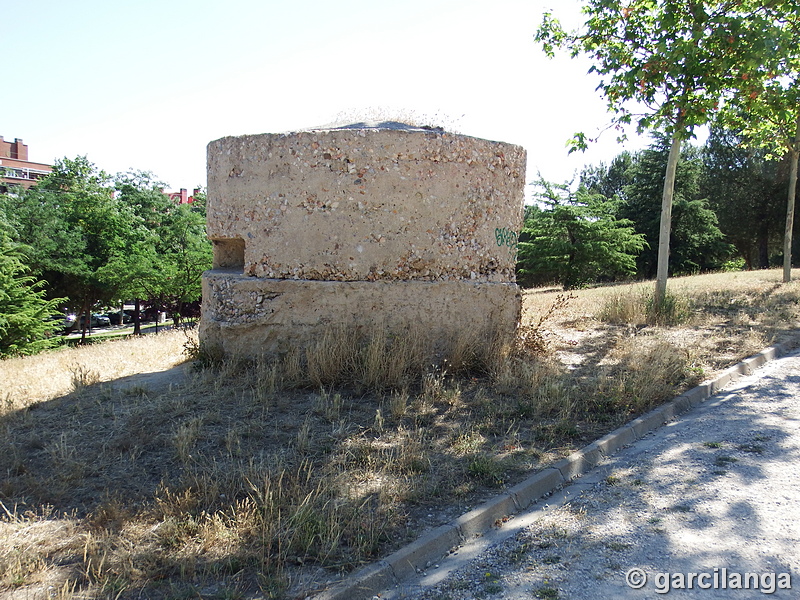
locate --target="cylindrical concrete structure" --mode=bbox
[201,124,526,358]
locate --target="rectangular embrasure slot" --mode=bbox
[213,238,245,271]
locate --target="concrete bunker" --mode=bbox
[200,123,526,359]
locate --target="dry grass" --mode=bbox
[0,329,190,415]
[1,269,799,599]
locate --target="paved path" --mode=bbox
[382,351,800,599]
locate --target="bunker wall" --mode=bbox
[206,129,525,282]
[201,127,526,359]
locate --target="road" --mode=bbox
[383,350,800,599]
[63,320,187,341]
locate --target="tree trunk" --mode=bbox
[783,116,800,283]
[133,298,141,336]
[173,300,184,328]
[80,298,89,344]
[655,128,683,307]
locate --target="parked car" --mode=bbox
[45,314,77,335]
[63,313,78,332]
[78,313,111,328]
[106,310,132,325]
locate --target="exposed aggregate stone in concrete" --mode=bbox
[201,126,526,358]
[206,128,525,283]
[200,273,522,356]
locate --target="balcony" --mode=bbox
[1,167,51,182]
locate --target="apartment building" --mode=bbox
[0,136,52,192]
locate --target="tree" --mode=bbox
[717,33,800,280]
[620,137,732,276]
[581,151,635,201]
[701,127,787,268]
[113,173,211,328]
[3,157,144,342]
[537,1,793,306]
[106,171,173,333]
[517,179,646,289]
[1,164,211,340]
[140,201,211,326]
[0,224,64,357]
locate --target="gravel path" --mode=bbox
[381,351,800,599]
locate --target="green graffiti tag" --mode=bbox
[495,227,519,258]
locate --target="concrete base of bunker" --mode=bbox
[199,271,521,361]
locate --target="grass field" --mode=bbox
[1,269,799,600]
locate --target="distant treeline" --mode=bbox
[517,128,797,289]
[0,157,211,356]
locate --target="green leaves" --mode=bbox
[535,12,568,58]
[517,179,646,289]
[535,1,800,142]
[536,0,799,295]
[0,234,65,357]
[612,136,733,276]
[112,174,212,320]
[0,159,212,348]
[568,132,591,154]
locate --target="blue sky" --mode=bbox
[4,0,651,196]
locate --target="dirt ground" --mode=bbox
[1,270,799,599]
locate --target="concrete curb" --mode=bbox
[313,338,799,600]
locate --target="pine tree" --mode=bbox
[0,236,64,357]
[620,137,733,277]
[517,179,646,289]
